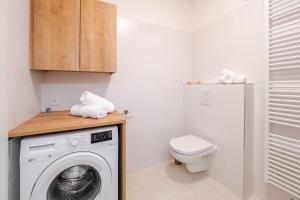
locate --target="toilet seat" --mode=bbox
[170,135,213,155]
[170,146,216,163]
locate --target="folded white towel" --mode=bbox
[70,104,84,116]
[80,91,115,113]
[71,104,107,119]
[222,69,246,83]
[214,69,246,84]
[214,75,233,84]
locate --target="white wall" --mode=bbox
[0,0,9,198]
[8,0,42,129]
[41,0,193,172]
[192,0,247,29]
[191,0,298,200]
[192,0,265,83]
[105,0,193,31]
[8,2,42,199]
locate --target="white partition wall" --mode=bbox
[183,84,253,199]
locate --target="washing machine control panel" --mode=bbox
[71,138,80,147]
[91,130,113,144]
[66,135,89,148]
[66,130,114,148]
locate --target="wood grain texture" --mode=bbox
[80,0,117,73]
[9,111,125,138]
[120,123,127,200]
[32,0,80,71]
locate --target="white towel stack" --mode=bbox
[70,91,115,119]
[214,69,247,84]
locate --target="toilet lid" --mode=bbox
[170,135,213,155]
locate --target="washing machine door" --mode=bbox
[31,152,112,200]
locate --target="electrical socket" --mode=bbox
[50,99,59,107]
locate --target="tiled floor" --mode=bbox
[127,161,258,200]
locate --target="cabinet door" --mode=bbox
[80,0,117,73]
[32,0,80,71]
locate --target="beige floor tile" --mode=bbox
[127,161,259,200]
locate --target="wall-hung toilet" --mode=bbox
[169,135,217,173]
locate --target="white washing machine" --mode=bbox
[20,126,118,200]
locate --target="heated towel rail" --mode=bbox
[266,0,300,198]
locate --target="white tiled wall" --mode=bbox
[41,17,193,172]
[192,0,265,83]
[192,0,248,29]
[0,0,9,199]
[8,0,42,129]
[105,0,193,31]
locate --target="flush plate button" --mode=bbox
[200,89,210,106]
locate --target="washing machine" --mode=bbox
[20,126,118,200]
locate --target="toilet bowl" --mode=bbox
[169,135,217,173]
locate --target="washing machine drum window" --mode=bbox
[30,152,112,200]
[47,165,101,200]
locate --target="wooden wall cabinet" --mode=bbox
[31,0,117,73]
[80,0,117,72]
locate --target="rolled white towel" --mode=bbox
[222,69,246,83]
[70,104,84,116]
[214,76,224,83]
[214,75,233,84]
[80,91,115,113]
[71,104,107,119]
[81,105,107,119]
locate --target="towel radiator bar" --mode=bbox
[266,0,300,198]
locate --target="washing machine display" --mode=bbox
[91,131,113,143]
[47,165,101,200]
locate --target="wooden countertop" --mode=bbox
[9,111,126,138]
